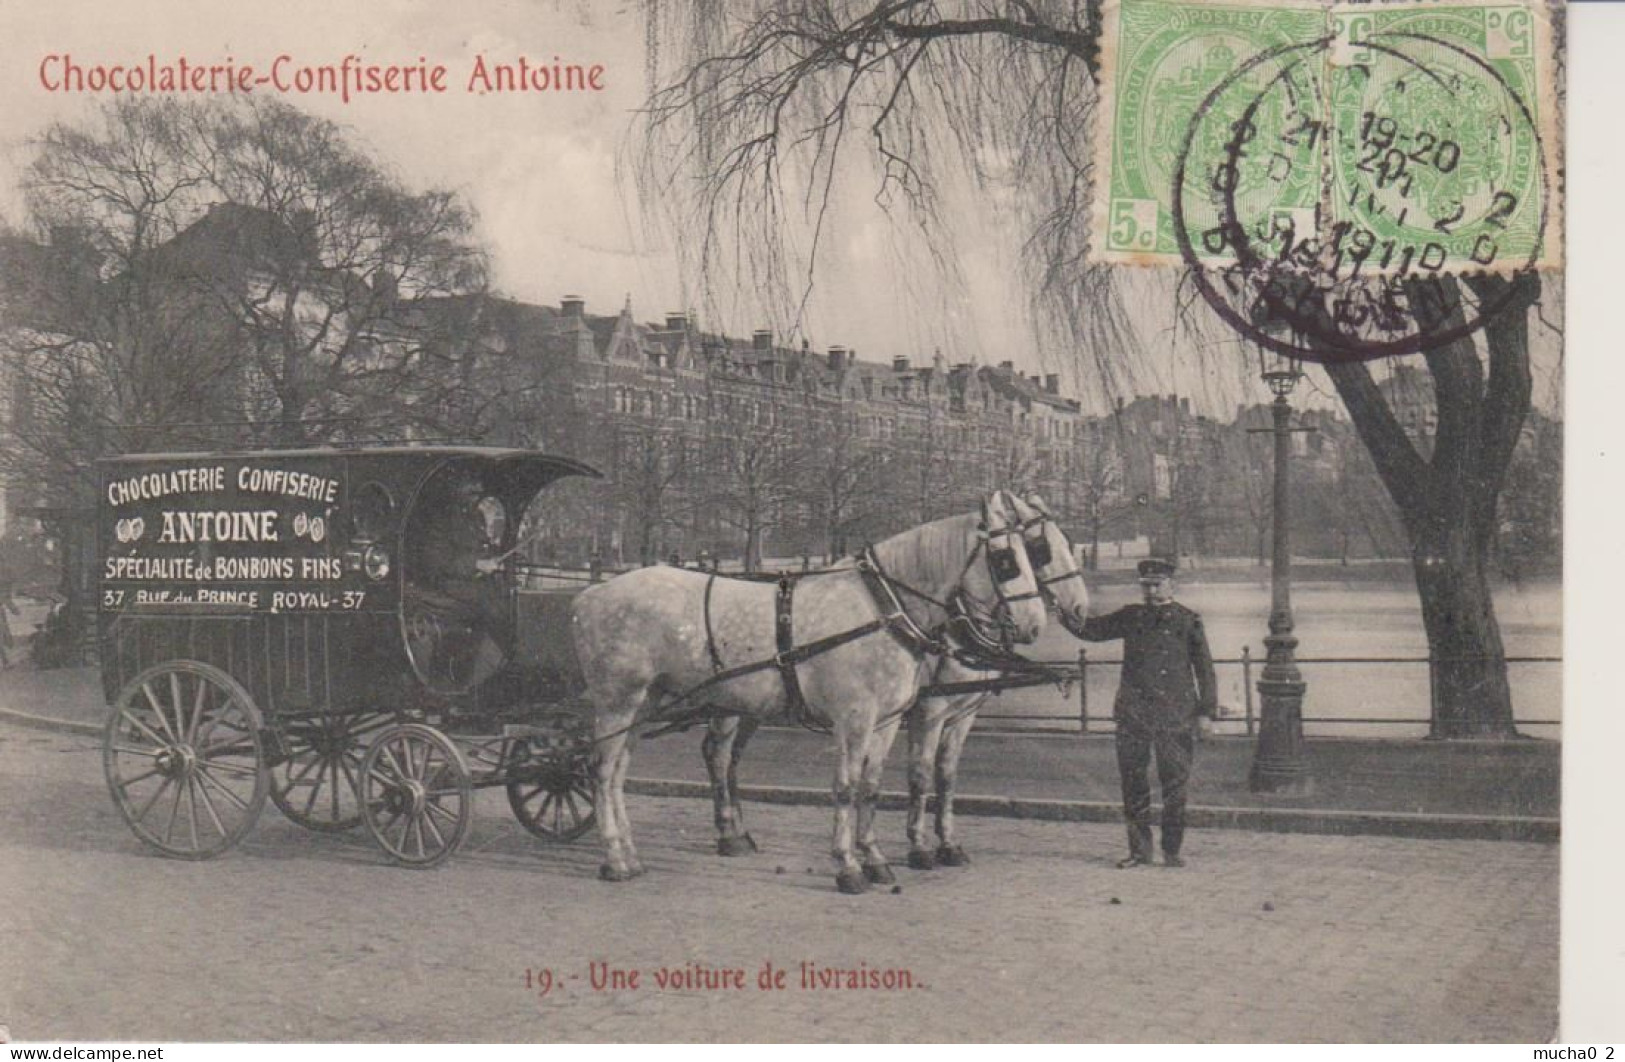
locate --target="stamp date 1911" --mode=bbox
[1092,0,1559,361]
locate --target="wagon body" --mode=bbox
[99,446,597,714]
[96,445,604,864]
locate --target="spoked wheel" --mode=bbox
[359,723,473,867]
[505,713,597,843]
[103,661,268,860]
[269,710,394,832]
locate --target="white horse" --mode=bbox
[905,493,1089,868]
[697,493,1088,869]
[571,492,1048,893]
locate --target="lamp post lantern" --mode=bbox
[1249,349,1312,794]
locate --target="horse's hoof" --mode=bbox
[716,835,756,857]
[835,868,870,895]
[863,863,897,886]
[936,844,970,867]
[907,849,937,871]
[599,863,637,882]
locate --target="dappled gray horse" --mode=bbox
[699,493,1088,869]
[571,492,1047,893]
[905,494,1088,868]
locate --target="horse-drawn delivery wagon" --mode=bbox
[98,445,603,867]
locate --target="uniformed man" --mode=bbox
[1081,557,1217,868]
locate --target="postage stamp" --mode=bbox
[1092,0,1562,278]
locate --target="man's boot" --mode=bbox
[1116,824,1153,868]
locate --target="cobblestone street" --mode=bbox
[0,726,1557,1042]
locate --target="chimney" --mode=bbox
[665,311,687,332]
[892,356,910,373]
[1181,397,1191,414]
[1044,373,1060,394]
[827,345,848,371]
[933,351,946,372]
[561,295,585,318]
[753,329,772,352]
[1000,360,1014,372]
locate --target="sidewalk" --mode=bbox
[1,665,1559,842]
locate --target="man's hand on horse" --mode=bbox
[1196,715,1216,741]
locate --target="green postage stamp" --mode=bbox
[1091,0,1562,276]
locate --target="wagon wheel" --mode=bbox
[103,661,268,860]
[359,723,473,867]
[268,710,394,832]
[505,712,598,843]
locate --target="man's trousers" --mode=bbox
[1115,720,1195,858]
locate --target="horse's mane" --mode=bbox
[866,509,983,620]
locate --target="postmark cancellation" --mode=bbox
[1091,0,1562,279]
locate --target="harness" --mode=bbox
[912,496,1084,702]
[642,518,1029,739]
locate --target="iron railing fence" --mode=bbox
[515,565,1561,740]
[974,648,1562,738]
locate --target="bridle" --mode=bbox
[1003,491,1088,637]
[946,496,1045,654]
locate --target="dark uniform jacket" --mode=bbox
[1081,603,1218,726]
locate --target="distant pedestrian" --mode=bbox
[589,551,603,583]
[1081,557,1217,868]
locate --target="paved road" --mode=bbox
[0,722,1557,1042]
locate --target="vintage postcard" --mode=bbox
[0,0,1598,1046]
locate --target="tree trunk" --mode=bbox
[745,519,763,573]
[638,519,656,567]
[1414,520,1516,737]
[1321,274,1537,739]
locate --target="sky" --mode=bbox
[0,0,1562,418]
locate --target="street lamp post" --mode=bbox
[1249,352,1312,794]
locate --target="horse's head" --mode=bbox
[1006,491,1090,639]
[952,491,1048,649]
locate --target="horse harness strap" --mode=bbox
[855,549,950,657]
[702,573,726,673]
[647,562,938,738]
[775,576,811,728]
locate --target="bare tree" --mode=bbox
[635,0,1557,737]
[1075,430,1122,570]
[2,102,250,506]
[2,96,489,514]
[611,424,694,566]
[202,98,488,445]
[697,384,798,571]
[789,400,887,558]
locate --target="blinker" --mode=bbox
[989,546,1023,584]
[1025,535,1053,569]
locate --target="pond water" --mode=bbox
[990,578,1562,739]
